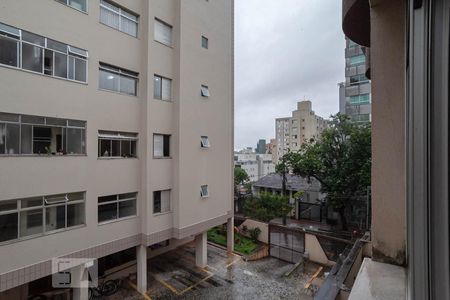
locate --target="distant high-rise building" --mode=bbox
[275,101,328,162]
[339,37,372,123]
[256,139,266,154]
[266,138,277,163]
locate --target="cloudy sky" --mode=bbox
[234,0,345,150]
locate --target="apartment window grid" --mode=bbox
[153,75,172,101]
[348,93,370,105]
[349,54,366,65]
[55,0,87,12]
[153,190,170,214]
[99,63,138,96]
[98,131,137,158]
[351,114,370,123]
[98,192,137,223]
[0,192,85,243]
[349,74,369,85]
[100,0,138,37]
[153,134,170,158]
[154,19,172,47]
[0,112,86,156]
[0,22,88,83]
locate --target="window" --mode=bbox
[153,190,170,214]
[0,22,88,82]
[200,136,210,148]
[0,192,85,243]
[351,114,370,123]
[55,0,87,12]
[100,0,138,37]
[202,36,208,49]
[348,93,370,105]
[349,74,369,85]
[201,85,210,97]
[0,112,86,155]
[153,75,172,101]
[98,192,137,223]
[200,185,209,198]
[349,54,365,65]
[153,134,170,158]
[98,131,137,158]
[99,63,138,96]
[154,19,172,46]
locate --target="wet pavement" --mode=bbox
[140,243,317,300]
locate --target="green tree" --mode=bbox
[234,166,249,194]
[244,192,291,222]
[282,114,371,230]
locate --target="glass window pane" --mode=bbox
[33,126,52,154]
[69,0,87,12]
[21,124,32,154]
[0,213,18,242]
[163,135,170,157]
[54,52,68,78]
[0,200,17,212]
[119,200,136,218]
[121,16,137,37]
[22,31,45,46]
[111,139,120,157]
[100,6,120,30]
[153,191,161,213]
[119,193,137,200]
[68,120,85,127]
[6,123,19,155]
[67,203,84,227]
[119,75,136,96]
[47,39,67,53]
[22,115,45,124]
[0,123,5,154]
[0,35,18,67]
[202,36,208,49]
[68,56,75,79]
[100,139,111,157]
[162,78,171,101]
[74,58,87,82]
[130,140,137,157]
[20,209,43,237]
[45,205,66,231]
[121,140,131,157]
[98,203,117,222]
[153,134,163,157]
[0,23,20,37]
[44,49,53,76]
[21,197,43,208]
[22,43,43,73]
[153,76,162,99]
[68,192,85,202]
[155,20,172,46]
[161,190,170,213]
[67,128,82,154]
[99,69,119,92]
[98,195,117,203]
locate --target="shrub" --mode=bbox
[249,227,261,242]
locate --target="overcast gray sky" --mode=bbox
[234,0,345,150]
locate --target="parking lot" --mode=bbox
[116,242,317,300]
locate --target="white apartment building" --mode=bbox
[0,0,233,299]
[275,101,328,162]
[234,152,275,182]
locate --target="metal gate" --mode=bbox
[269,224,305,263]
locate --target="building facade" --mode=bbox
[0,0,233,298]
[275,100,327,162]
[234,152,275,182]
[255,139,266,154]
[338,36,371,123]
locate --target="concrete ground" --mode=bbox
[115,242,320,300]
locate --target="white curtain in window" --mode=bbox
[161,191,170,212]
[162,78,171,101]
[153,135,163,156]
[100,6,120,30]
[155,20,172,46]
[121,17,137,37]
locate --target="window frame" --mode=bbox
[99,0,139,37]
[0,112,87,156]
[200,136,210,148]
[201,36,209,49]
[55,0,88,13]
[0,22,88,84]
[97,192,137,224]
[98,130,138,159]
[0,192,85,245]
[200,185,209,198]
[201,85,210,97]
[153,134,171,158]
[152,190,171,215]
[153,74,172,101]
[154,18,173,47]
[99,63,139,96]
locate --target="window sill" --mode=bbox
[98,88,138,98]
[153,98,173,102]
[0,63,88,85]
[154,40,173,49]
[98,215,137,226]
[0,224,86,246]
[97,156,138,160]
[153,156,172,159]
[152,211,172,217]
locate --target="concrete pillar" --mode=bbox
[227,217,234,253]
[72,264,88,300]
[137,245,147,294]
[195,231,207,268]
